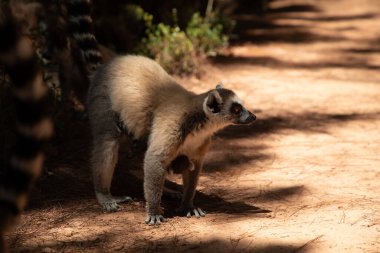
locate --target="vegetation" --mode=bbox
[138,10,196,75]
[0,1,236,127]
[137,8,234,75]
[91,2,235,75]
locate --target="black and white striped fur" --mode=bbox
[67,0,102,73]
[0,4,53,252]
[0,0,102,251]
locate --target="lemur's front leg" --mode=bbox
[143,128,178,225]
[143,152,167,225]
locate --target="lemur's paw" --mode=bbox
[97,193,132,212]
[145,214,167,225]
[177,207,206,218]
[102,201,120,212]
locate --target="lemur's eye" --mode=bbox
[231,103,242,115]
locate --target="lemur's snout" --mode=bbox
[247,113,256,122]
[237,110,256,125]
[243,111,256,124]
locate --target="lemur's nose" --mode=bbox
[246,113,256,123]
[248,113,256,121]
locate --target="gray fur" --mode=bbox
[87,55,255,224]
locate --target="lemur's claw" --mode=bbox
[177,207,206,218]
[145,215,167,225]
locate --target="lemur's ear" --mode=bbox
[206,90,223,113]
[216,83,223,90]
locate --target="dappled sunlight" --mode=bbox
[10,228,111,252]
[4,0,380,252]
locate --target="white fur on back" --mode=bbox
[106,55,179,138]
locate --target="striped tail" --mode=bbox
[67,0,103,73]
[0,4,53,252]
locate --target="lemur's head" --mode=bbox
[203,84,256,125]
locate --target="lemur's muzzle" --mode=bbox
[237,109,256,125]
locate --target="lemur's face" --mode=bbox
[228,100,256,125]
[204,85,256,125]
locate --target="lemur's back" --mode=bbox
[88,55,191,138]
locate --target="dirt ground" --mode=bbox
[6,0,380,252]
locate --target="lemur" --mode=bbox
[0,0,102,251]
[87,55,256,225]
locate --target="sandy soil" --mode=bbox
[6,0,380,252]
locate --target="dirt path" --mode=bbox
[7,0,380,252]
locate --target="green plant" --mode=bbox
[137,8,234,75]
[139,12,196,75]
[186,12,228,57]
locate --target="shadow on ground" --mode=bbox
[212,54,380,70]
[129,237,315,253]
[217,0,380,76]
[12,233,111,253]
[218,111,380,140]
[28,108,380,224]
[223,0,321,15]
[234,17,345,44]
[203,111,380,175]
[229,0,377,44]
[245,185,306,203]
[342,36,380,54]
[13,233,316,253]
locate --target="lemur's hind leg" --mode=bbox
[92,134,131,212]
[177,160,206,218]
[177,140,210,218]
